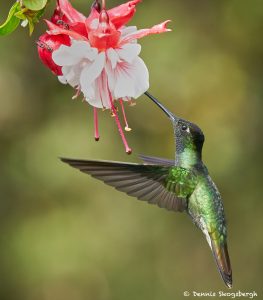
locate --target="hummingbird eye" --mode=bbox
[181,124,188,131]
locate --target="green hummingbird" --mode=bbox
[61,92,232,288]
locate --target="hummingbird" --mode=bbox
[61,92,232,288]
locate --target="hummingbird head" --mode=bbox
[175,118,205,154]
[145,92,205,155]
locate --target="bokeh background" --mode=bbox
[0,0,262,299]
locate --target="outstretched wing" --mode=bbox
[61,158,197,212]
[139,154,175,166]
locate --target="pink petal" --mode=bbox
[56,0,85,23]
[37,33,71,75]
[51,6,69,25]
[46,20,88,41]
[108,0,142,29]
[85,8,100,32]
[88,29,121,51]
[50,3,88,37]
[119,20,171,45]
[70,22,88,38]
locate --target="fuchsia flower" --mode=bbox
[37,0,171,153]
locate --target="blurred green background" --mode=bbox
[0,0,262,299]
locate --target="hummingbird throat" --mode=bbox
[176,137,201,168]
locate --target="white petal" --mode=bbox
[70,40,92,55]
[61,65,82,88]
[117,43,141,63]
[120,26,138,44]
[107,48,119,69]
[53,46,80,66]
[105,61,116,94]
[83,71,112,109]
[85,96,104,108]
[108,57,149,99]
[61,65,72,78]
[120,26,138,38]
[58,75,67,84]
[96,71,111,108]
[80,52,106,95]
[84,47,98,61]
[83,83,95,104]
[53,41,93,66]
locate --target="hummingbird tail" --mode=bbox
[210,238,232,289]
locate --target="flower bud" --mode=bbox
[37,33,71,75]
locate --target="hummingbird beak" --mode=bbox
[144,92,178,122]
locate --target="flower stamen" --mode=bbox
[98,91,106,109]
[128,99,137,107]
[72,86,81,100]
[93,107,100,141]
[120,99,132,132]
[107,84,132,154]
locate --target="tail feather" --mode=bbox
[210,239,232,288]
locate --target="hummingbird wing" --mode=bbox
[61,158,196,212]
[139,154,175,166]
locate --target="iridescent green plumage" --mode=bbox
[61,92,232,288]
[165,167,197,196]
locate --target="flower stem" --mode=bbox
[102,0,106,9]
[120,99,132,132]
[107,88,132,154]
[93,108,100,141]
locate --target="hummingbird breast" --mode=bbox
[187,173,232,288]
[187,174,227,239]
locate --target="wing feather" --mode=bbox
[139,154,175,166]
[61,158,194,212]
